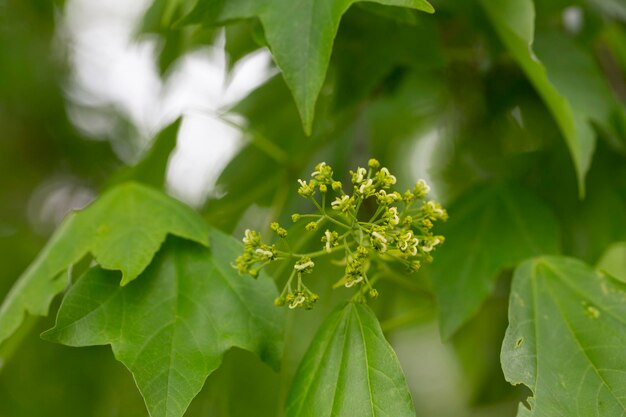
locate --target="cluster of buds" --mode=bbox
[234,160,447,309]
[274,257,319,309]
[234,229,278,278]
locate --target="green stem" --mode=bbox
[323,214,351,229]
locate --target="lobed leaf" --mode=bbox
[185,0,434,134]
[0,182,209,346]
[432,184,560,339]
[286,302,416,417]
[480,0,598,196]
[43,231,284,417]
[502,256,626,416]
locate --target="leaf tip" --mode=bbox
[420,0,435,14]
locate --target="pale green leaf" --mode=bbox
[597,242,626,283]
[186,0,434,134]
[286,302,416,417]
[43,231,284,417]
[480,0,596,195]
[0,182,209,346]
[432,184,560,339]
[502,256,626,416]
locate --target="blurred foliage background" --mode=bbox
[1,0,626,416]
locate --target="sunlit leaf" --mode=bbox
[502,256,626,416]
[597,241,626,283]
[43,231,284,417]
[432,184,560,339]
[0,182,209,346]
[286,302,416,417]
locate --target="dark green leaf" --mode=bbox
[185,0,434,133]
[0,182,209,346]
[480,0,597,195]
[332,7,443,110]
[502,256,626,416]
[432,184,560,339]
[286,302,416,417]
[111,118,181,188]
[43,231,284,417]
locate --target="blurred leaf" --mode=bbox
[184,0,434,134]
[534,31,626,161]
[0,182,209,347]
[204,75,353,232]
[141,0,216,74]
[286,303,416,417]
[502,256,626,416]
[452,280,515,406]
[597,241,626,283]
[224,19,266,71]
[332,6,443,110]
[604,24,626,71]
[481,0,596,196]
[432,184,560,339]
[111,118,181,188]
[588,0,626,21]
[43,232,284,417]
[537,143,626,263]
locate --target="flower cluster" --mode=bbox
[234,160,447,309]
[234,229,279,278]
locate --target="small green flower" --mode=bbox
[297,179,316,198]
[321,229,339,253]
[305,221,318,231]
[331,194,353,213]
[383,206,400,226]
[356,178,376,196]
[408,260,421,272]
[423,201,448,221]
[294,256,315,273]
[235,159,446,310]
[311,162,333,184]
[242,229,261,247]
[351,167,367,184]
[370,227,389,253]
[377,190,402,205]
[397,230,419,257]
[286,290,319,310]
[254,245,276,261]
[422,236,444,253]
[270,222,288,238]
[375,167,397,189]
[414,179,431,198]
[288,291,307,309]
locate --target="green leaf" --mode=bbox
[432,184,560,339]
[43,231,284,417]
[111,118,181,188]
[286,302,416,417]
[502,256,626,416]
[480,0,596,196]
[185,0,434,134]
[597,242,626,283]
[0,182,209,347]
[332,6,443,110]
